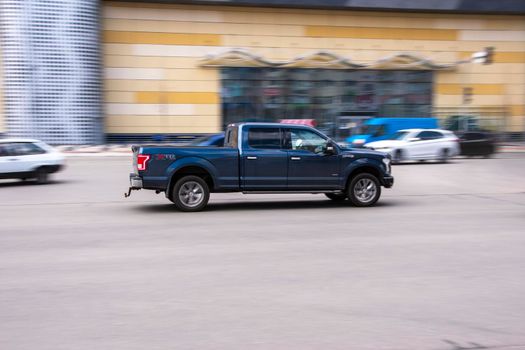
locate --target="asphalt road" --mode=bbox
[1,154,524,350]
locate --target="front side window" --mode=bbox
[9,143,47,156]
[288,129,327,154]
[247,128,281,149]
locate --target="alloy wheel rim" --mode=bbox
[178,181,204,207]
[354,178,377,203]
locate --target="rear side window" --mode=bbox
[417,131,443,140]
[8,143,47,156]
[247,128,281,149]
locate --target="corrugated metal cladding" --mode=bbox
[0,1,103,144]
[113,0,525,14]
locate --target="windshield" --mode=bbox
[389,131,410,140]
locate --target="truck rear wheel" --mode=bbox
[348,173,381,207]
[171,175,210,212]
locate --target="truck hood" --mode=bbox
[339,147,388,159]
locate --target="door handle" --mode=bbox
[246,156,257,160]
[290,157,301,161]
[8,158,20,161]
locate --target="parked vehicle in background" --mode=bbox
[443,115,481,133]
[346,117,439,147]
[365,129,460,163]
[458,131,497,157]
[0,139,64,183]
[126,123,394,211]
[188,133,225,147]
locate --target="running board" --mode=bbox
[242,190,343,194]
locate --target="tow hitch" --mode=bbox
[124,187,140,198]
[126,174,143,197]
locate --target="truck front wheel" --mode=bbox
[348,173,381,207]
[171,175,210,212]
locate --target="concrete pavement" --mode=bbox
[0,155,524,350]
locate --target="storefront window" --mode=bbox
[221,68,433,139]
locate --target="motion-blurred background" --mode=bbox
[0,0,524,145]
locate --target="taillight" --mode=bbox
[137,154,151,171]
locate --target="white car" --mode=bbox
[365,129,460,163]
[0,139,65,183]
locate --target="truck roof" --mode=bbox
[228,122,317,129]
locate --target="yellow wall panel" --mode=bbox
[103,31,221,46]
[457,63,525,75]
[434,94,505,106]
[106,115,220,127]
[305,25,458,41]
[106,125,221,133]
[104,79,219,92]
[104,18,305,37]
[104,56,199,69]
[508,115,524,132]
[103,43,135,55]
[510,105,525,116]
[459,30,525,42]
[135,92,219,104]
[164,69,219,81]
[483,18,525,30]
[436,72,525,85]
[435,84,505,95]
[105,91,135,103]
[194,104,220,116]
[507,95,525,106]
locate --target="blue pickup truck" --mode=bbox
[127,123,394,211]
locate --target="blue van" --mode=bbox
[346,118,439,147]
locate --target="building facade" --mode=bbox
[0,0,103,144]
[1,1,524,143]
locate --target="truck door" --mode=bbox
[285,128,341,189]
[242,127,288,190]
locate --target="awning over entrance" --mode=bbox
[200,49,456,70]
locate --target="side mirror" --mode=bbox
[325,141,337,155]
[407,137,420,142]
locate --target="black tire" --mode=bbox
[170,175,210,212]
[393,149,404,164]
[325,192,347,202]
[439,148,449,163]
[35,167,49,184]
[347,173,381,207]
